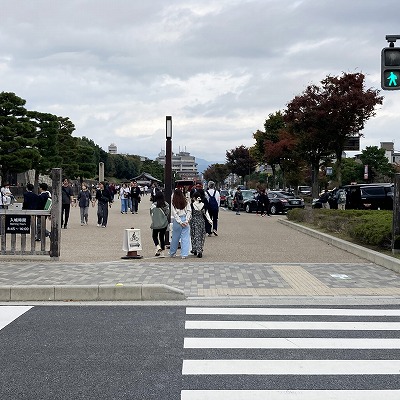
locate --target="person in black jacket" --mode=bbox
[61,178,73,229]
[130,180,141,214]
[22,183,39,210]
[36,183,51,241]
[95,182,113,228]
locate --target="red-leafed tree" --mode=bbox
[285,72,383,196]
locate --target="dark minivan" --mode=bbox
[344,183,394,210]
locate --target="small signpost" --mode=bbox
[121,228,143,259]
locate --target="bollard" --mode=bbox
[121,227,143,259]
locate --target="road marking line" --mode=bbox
[184,337,400,349]
[182,359,400,375]
[186,307,400,316]
[185,320,400,330]
[0,306,33,331]
[180,390,400,400]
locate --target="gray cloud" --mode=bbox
[1,0,399,162]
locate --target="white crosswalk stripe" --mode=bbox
[181,307,400,399]
[0,306,32,331]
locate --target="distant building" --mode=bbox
[155,149,199,180]
[108,143,117,154]
[380,142,400,164]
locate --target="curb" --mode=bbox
[280,219,400,274]
[0,284,185,302]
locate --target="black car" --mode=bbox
[243,191,305,215]
[344,183,394,210]
[228,190,256,210]
[268,191,305,214]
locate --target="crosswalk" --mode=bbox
[181,307,400,399]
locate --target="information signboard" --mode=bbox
[5,215,31,234]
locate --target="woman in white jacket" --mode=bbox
[169,188,191,259]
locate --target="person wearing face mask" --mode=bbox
[189,188,212,258]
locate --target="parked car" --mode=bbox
[219,189,229,207]
[298,185,312,196]
[243,191,305,214]
[312,184,394,210]
[344,183,394,210]
[267,191,305,214]
[227,190,255,210]
[312,189,338,209]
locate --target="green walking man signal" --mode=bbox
[381,46,400,90]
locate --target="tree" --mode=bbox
[360,146,394,182]
[226,145,257,184]
[57,117,79,178]
[0,92,40,183]
[284,72,383,196]
[337,158,364,185]
[74,137,97,182]
[252,111,286,187]
[28,111,63,186]
[285,84,334,196]
[319,73,383,185]
[203,163,229,187]
[140,159,164,182]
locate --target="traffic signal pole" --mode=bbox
[381,36,400,252]
[381,35,400,90]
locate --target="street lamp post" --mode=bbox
[165,116,172,244]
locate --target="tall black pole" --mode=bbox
[165,116,172,245]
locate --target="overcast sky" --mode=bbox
[1,0,399,163]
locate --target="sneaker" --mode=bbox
[169,253,176,258]
[155,250,161,256]
[197,252,202,258]
[81,223,84,226]
[97,224,101,227]
[208,233,212,237]
[101,225,106,228]
[181,256,187,259]
[159,251,165,258]
[213,230,218,236]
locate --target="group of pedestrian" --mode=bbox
[149,181,220,259]
[119,181,142,214]
[22,182,51,241]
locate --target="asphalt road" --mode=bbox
[1,305,399,399]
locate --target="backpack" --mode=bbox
[150,206,168,229]
[206,190,219,211]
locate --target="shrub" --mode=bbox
[287,209,392,249]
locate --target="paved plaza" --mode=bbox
[0,195,399,299]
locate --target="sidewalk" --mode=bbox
[0,196,399,301]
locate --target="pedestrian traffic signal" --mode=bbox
[381,47,400,90]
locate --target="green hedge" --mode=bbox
[287,208,393,249]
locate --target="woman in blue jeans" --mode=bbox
[169,189,191,259]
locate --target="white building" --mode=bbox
[155,149,199,180]
[108,143,118,154]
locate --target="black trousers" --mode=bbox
[61,204,71,227]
